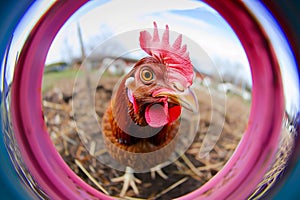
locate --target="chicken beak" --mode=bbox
[154,87,198,113]
[175,87,198,113]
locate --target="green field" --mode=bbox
[42,69,81,92]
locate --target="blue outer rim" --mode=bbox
[0,1,34,199]
[261,0,300,199]
[0,1,299,199]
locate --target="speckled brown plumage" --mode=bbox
[102,108,179,170]
[101,86,180,170]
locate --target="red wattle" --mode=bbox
[168,105,181,123]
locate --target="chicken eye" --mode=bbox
[140,68,154,83]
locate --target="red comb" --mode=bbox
[139,22,194,87]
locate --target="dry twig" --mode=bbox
[151,177,189,199]
[43,100,69,111]
[75,159,109,195]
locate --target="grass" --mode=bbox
[41,67,121,93]
[42,68,81,93]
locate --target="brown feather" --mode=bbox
[101,59,180,169]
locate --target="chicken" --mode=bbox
[102,22,198,197]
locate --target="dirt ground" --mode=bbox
[42,73,250,199]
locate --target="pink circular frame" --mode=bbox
[11,1,284,199]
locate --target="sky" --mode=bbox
[45,0,251,86]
